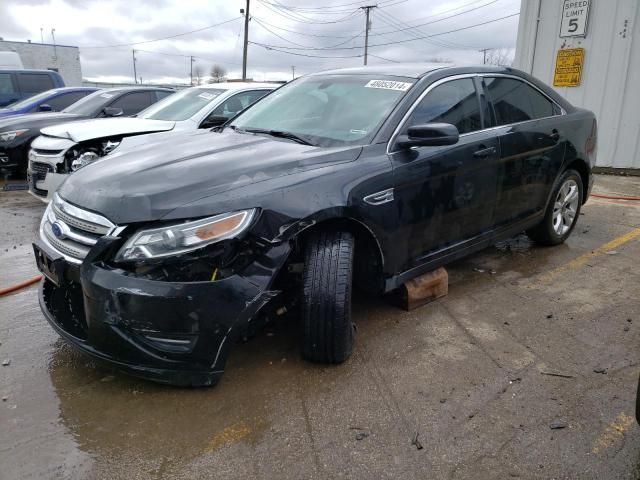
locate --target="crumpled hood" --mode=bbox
[59,130,361,224]
[40,117,176,143]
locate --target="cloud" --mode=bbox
[2,0,521,83]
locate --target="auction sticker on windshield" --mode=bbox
[364,80,412,91]
[198,92,215,100]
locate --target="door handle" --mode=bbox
[550,129,560,142]
[473,146,497,158]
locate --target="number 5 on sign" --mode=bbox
[560,0,591,37]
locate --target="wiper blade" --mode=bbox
[243,128,313,146]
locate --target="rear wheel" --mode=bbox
[301,230,354,364]
[527,169,583,245]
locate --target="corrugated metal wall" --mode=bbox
[514,0,640,169]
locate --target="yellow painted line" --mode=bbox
[539,227,640,282]
[206,421,252,451]
[592,412,635,454]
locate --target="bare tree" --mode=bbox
[485,48,514,67]
[208,64,227,83]
[193,65,203,86]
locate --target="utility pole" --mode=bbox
[51,28,57,61]
[190,56,195,86]
[40,28,44,44]
[291,66,295,80]
[242,0,250,81]
[360,5,376,66]
[132,50,138,84]
[479,48,490,64]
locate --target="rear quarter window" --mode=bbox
[0,73,16,94]
[485,77,558,125]
[17,73,55,94]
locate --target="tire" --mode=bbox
[527,169,583,246]
[301,230,355,364]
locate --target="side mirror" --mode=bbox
[397,123,459,148]
[103,107,124,117]
[38,103,52,112]
[200,115,229,129]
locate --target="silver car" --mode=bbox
[28,82,276,200]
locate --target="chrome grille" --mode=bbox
[40,194,117,264]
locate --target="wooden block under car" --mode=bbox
[396,267,448,311]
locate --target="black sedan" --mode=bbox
[0,87,173,177]
[33,64,597,386]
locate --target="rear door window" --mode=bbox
[403,78,482,135]
[155,90,173,101]
[209,90,270,118]
[484,77,559,125]
[17,73,54,94]
[44,91,90,111]
[109,91,154,116]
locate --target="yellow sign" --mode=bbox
[554,48,585,87]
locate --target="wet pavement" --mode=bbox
[1,175,639,479]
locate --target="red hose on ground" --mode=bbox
[591,193,640,201]
[0,275,43,296]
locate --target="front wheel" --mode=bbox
[527,169,583,245]
[300,230,354,364]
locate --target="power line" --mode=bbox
[80,17,242,49]
[249,12,520,51]
[256,0,363,25]
[371,0,498,38]
[252,44,364,58]
[253,17,365,49]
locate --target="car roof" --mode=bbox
[98,86,175,94]
[192,82,277,90]
[47,87,100,94]
[313,63,455,79]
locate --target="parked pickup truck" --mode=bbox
[33,64,597,386]
[0,69,65,107]
[28,82,275,200]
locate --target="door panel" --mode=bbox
[389,77,500,272]
[484,77,565,225]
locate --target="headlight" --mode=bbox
[71,151,100,171]
[115,209,256,262]
[0,129,28,142]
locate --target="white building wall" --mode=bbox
[0,41,83,86]
[514,0,640,170]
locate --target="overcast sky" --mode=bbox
[1,0,521,84]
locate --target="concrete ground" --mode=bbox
[1,174,639,480]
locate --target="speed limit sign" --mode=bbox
[560,0,590,37]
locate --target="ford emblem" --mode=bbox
[51,222,64,239]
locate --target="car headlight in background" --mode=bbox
[0,129,28,142]
[115,209,257,262]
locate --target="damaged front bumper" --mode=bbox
[35,237,288,386]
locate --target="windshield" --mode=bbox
[63,90,118,115]
[230,74,415,147]
[7,89,61,109]
[139,88,225,121]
